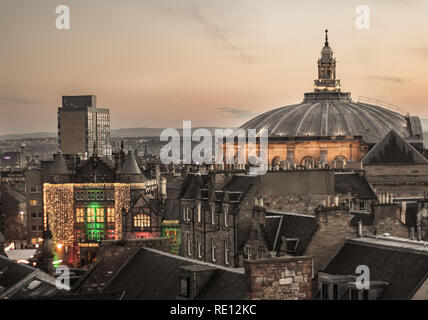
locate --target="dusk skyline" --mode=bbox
[2,0,428,135]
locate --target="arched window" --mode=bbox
[134,214,151,229]
[301,156,315,168]
[333,155,347,169]
[272,156,282,165]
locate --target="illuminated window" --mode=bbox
[165,229,178,244]
[76,208,85,223]
[30,200,38,206]
[134,214,150,228]
[87,208,95,222]
[96,208,105,223]
[107,207,115,223]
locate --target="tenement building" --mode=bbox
[40,150,160,267]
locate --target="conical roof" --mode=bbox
[49,153,69,175]
[121,151,142,175]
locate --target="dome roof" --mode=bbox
[234,30,421,145]
[236,95,412,144]
[321,45,333,58]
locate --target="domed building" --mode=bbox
[235,30,424,168]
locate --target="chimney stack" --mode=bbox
[358,220,363,237]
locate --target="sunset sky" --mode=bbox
[1,0,428,135]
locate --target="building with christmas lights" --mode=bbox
[42,150,163,266]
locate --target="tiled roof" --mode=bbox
[362,130,428,165]
[103,247,245,300]
[265,211,318,256]
[334,172,376,199]
[324,236,428,299]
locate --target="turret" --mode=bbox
[120,150,147,183]
[314,29,341,92]
[49,153,70,183]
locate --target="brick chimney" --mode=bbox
[305,204,354,273]
[244,256,313,300]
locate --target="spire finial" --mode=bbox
[325,29,329,46]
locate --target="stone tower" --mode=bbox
[314,29,341,92]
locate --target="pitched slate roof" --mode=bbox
[224,175,256,193]
[324,236,428,299]
[162,199,181,220]
[362,130,428,165]
[49,153,69,175]
[180,173,209,199]
[103,247,245,300]
[350,211,374,226]
[334,172,376,199]
[265,211,318,256]
[0,255,60,299]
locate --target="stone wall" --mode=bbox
[365,164,428,198]
[244,256,313,300]
[305,206,356,273]
[372,204,409,238]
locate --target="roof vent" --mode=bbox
[27,280,42,290]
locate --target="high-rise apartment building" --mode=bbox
[58,95,111,157]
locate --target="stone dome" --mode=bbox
[234,30,422,145]
[236,93,415,144]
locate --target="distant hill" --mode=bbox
[0,127,233,140]
[111,127,230,138]
[0,132,57,140]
